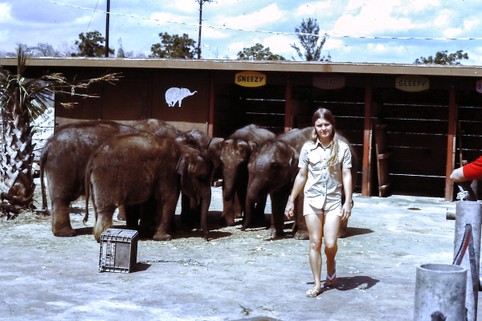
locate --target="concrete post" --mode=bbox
[453,201,482,321]
[413,263,467,321]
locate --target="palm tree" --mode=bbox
[0,47,119,218]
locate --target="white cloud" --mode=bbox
[0,3,13,23]
[147,12,194,28]
[202,26,229,41]
[224,4,285,30]
[333,1,416,36]
[294,1,332,18]
[262,34,295,57]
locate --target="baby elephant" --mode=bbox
[85,131,212,242]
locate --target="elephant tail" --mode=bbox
[83,165,93,225]
[39,147,48,211]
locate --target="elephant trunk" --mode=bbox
[242,178,264,231]
[200,191,211,240]
[222,172,236,202]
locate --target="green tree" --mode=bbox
[73,31,114,57]
[291,18,330,61]
[150,32,196,59]
[237,43,286,61]
[0,47,119,218]
[414,50,469,65]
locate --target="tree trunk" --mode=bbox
[0,86,35,218]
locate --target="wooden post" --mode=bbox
[207,73,215,137]
[362,85,373,197]
[444,85,457,201]
[284,78,293,132]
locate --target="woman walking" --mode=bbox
[285,108,353,298]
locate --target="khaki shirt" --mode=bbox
[299,139,352,211]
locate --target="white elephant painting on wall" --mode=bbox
[165,87,197,107]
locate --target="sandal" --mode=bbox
[325,261,337,288]
[306,287,323,298]
[325,271,337,288]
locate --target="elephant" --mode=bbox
[206,136,225,184]
[174,128,220,231]
[219,124,276,226]
[114,124,217,233]
[40,120,138,237]
[245,127,357,239]
[85,131,212,242]
[40,118,193,237]
[131,118,180,139]
[165,87,197,107]
[244,127,312,239]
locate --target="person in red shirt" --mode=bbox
[450,156,482,182]
[450,156,482,200]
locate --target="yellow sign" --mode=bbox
[235,71,266,87]
[395,75,430,92]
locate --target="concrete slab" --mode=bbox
[0,187,480,321]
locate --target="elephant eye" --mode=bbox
[270,162,279,170]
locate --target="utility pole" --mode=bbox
[105,0,110,57]
[196,0,212,59]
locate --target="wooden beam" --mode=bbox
[361,86,373,197]
[284,79,293,132]
[444,85,457,201]
[208,73,215,137]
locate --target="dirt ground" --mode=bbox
[0,180,480,321]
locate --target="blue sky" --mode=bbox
[1,0,482,65]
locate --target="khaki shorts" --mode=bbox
[303,202,342,217]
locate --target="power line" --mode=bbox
[85,0,100,33]
[40,0,482,42]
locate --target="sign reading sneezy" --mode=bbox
[395,75,430,92]
[235,71,266,87]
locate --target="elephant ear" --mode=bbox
[176,147,192,181]
[177,148,200,178]
[288,146,300,182]
[176,153,189,178]
[247,141,258,152]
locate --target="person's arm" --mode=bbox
[284,167,308,220]
[450,167,466,183]
[450,156,482,182]
[341,167,353,220]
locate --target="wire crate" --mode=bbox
[99,228,138,273]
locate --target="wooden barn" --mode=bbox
[1,57,481,200]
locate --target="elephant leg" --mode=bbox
[93,207,115,242]
[153,195,177,241]
[200,198,210,240]
[241,200,253,231]
[253,195,267,227]
[180,193,199,231]
[117,205,127,221]
[339,219,349,238]
[138,198,157,238]
[269,191,288,238]
[337,195,353,238]
[293,195,308,240]
[51,200,76,237]
[125,204,140,230]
